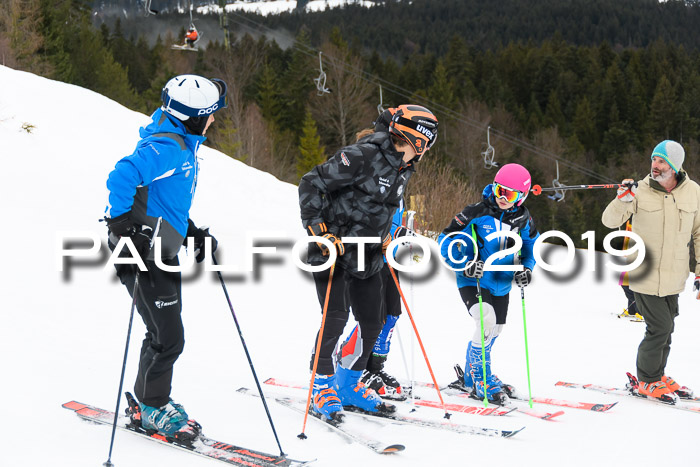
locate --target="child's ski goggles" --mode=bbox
[492,182,525,204]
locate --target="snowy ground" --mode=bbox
[2,64,700,466]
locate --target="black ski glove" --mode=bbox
[187,219,218,263]
[105,211,153,260]
[694,276,700,299]
[463,260,484,279]
[106,211,136,237]
[514,268,532,287]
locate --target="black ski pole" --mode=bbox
[212,254,286,457]
[531,181,637,196]
[103,218,161,467]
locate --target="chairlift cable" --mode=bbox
[224,10,614,184]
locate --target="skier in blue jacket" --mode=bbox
[439,163,539,404]
[105,74,226,442]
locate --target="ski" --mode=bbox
[414,364,613,414]
[248,385,524,438]
[511,395,617,412]
[611,311,644,322]
[410,398,516,416]
[264,378,514,417]
[440,367,564,421]
[236,388,404,454]
[63,400,313,466]
[555,375,700,414]
[442,386,564,421]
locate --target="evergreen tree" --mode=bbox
[649,75,676,139]
[444,35,475,100]
[543,90,566,131]
[257,61,283,127]
[280,28,315,136]
[0,0,48,73]
[573,96,598,153]
[297,110,326,179]
[428,60,456,112]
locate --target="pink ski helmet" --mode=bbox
[493,163,531,206]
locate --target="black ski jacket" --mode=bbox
[299,132,413,279]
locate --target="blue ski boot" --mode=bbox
[468,339,509,405]
[311,374,344,422]
[138,400,199,443]
[335,366,395,414]
[463,342,475,391]
[169,398,202,435]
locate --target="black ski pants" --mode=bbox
[381,263,402,318]
[310,265,385,375]
[633,291,679,383]
[116,258,184,408]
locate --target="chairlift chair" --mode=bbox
[144,0,157,16]
[377,84,385,114]
[547,161,566,202]
[314,52,331,96]
[482,126,498,169]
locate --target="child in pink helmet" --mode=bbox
[438,163,540,404]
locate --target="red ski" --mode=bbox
[264,378,516,417]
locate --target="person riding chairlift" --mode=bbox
[185,27,198,48]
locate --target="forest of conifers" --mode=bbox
[3,0,700,247]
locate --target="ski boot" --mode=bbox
[486,373,520,399]
[311,374,344,424]
[447,363,473,393]
[125,392,199,444]
[468,340,509,405]
[360,369,406,401]
[473,375,509,405]
[627,373,678,404]
[335,366,396,414]
[365,316,407,401]
[169,398,202,435]
[663,375,694,399]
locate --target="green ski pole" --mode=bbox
[476,278,488,407]
[520,286,533,408]
[468,224,488,407]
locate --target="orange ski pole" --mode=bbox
[298,263,336,439]
[387,263,451,419]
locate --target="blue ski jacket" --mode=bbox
[438,185,540,296]
[106,109,206,259]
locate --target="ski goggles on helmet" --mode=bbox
[492,182,525,204]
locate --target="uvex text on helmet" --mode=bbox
[389,105,438,159]
[161,75,228,121]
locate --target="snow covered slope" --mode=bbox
[1,64,699,467]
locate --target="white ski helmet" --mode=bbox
[161,74,227,121]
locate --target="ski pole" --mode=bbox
[386,263,451,419]
[103,218,161,467]
[520,286,534,408]
[531,181,636,196]
[394,325,415,409]
[395,244,417,408]
[299,263,336,439]
[212,254,285,457]
[476,278,488,408]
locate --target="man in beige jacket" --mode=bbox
[602,140,700,403]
